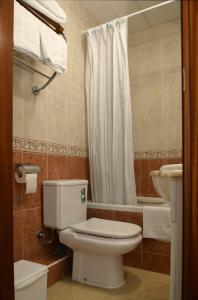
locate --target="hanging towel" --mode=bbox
[40,22,67,74]
[14,1,41,59]
[22,0,67,24]
[143,206,171,242]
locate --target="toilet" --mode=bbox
[43,180,142,289]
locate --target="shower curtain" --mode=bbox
[85,19,136,205]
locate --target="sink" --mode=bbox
[150,164,182,200]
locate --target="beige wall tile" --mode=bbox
[13,65,23,138]
[68,97,87,148]
[13,0,98,149]
[47,94,67,144]
[22,71,49,142]
[129,19,182,152]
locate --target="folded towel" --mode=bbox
[143,206,171,242]
[40,22,67,74]
[14,1,41,59]
[22,0,67,24]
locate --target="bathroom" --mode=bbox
[0,0,197,299]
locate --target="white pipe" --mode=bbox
[82,0,177,34]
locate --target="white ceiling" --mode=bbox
[82,0,181,34]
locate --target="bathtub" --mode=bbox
[87,196,170,213]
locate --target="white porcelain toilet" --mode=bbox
[43,180,142,289]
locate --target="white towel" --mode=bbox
[22,0,67,24]
[143,206,171,242]
[40,22,67,74]
[14,1,41,59]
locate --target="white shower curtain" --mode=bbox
[85,19,136,205]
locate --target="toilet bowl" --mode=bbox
[59,218,142,288]
[43,180,142,289]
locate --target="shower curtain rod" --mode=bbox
[82,0,176,34]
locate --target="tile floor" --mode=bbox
[47,266,170,300]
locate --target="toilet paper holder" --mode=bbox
[14,164,40,178]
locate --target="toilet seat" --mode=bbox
[59,218,142,257]
[59,228,142,256]
[70,218,141,239]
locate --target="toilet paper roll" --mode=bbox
[15,167,37,194]
[25,174,37,194]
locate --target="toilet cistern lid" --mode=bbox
[70,218,142,239]
[43,179,88,186]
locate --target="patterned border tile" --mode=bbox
[13,137,88,157]
[13,137,181,159]
[48,143,67,155]
[134,149,182,160]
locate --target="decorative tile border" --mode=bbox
[134,149,182,160]
[13,137,182,159]
[13,137,88,157]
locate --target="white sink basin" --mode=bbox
[150,164,182,200]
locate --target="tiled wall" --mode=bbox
[13,0,98,149]
[129,19,182,153]
[129,19,182,196]
[87,208,170,274]
[13,151,89,262]
[13,0,98,263]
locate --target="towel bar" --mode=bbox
[14,0,66,95]
[14,57,57,95]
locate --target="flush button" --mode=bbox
[81,188,86,203]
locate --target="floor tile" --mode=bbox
[47,266,170,300]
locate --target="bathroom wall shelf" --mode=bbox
[14,56,57,95]
[14,0,66,95]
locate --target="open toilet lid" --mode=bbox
[70,218,142,239]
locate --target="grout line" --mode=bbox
[21,206,41,212]
[46,85,49,181]
[21,159,24,259]
[140,238,143,267]
[142,250,170,257]
[47,153,49,180]
[13,206,42,213]
[21,134,24,259]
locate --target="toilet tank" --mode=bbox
[43,180,88,229]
